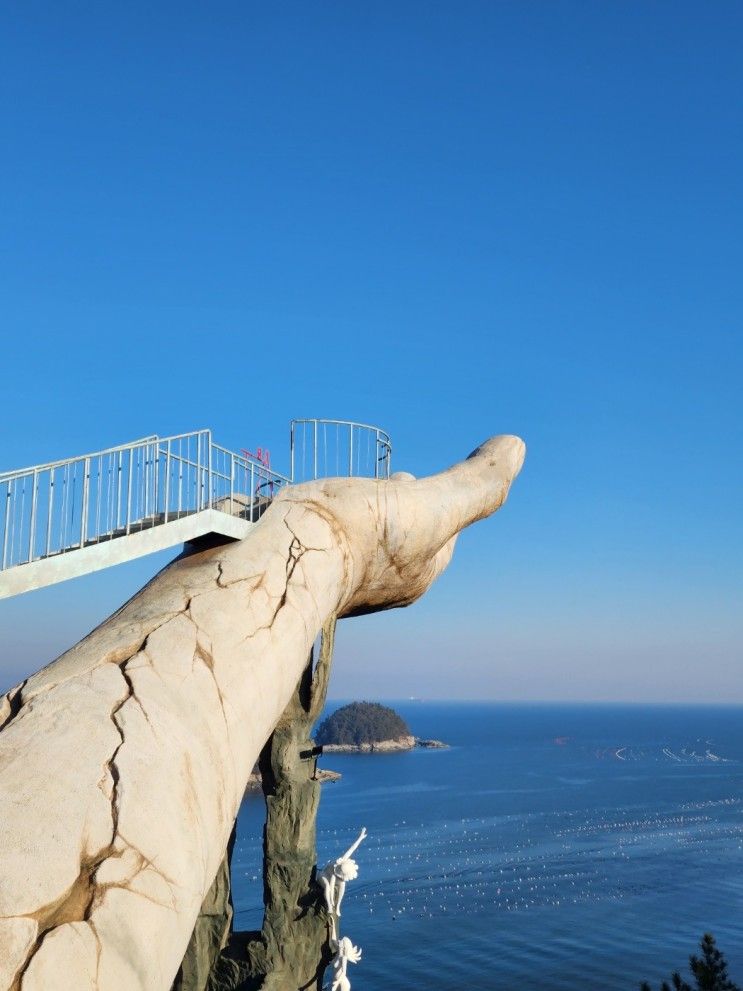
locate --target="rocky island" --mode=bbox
[246,702,445,792]
[316,701,448,752]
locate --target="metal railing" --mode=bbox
[0,431,290,573]
[0,419,391,576]
[290,419,392,483]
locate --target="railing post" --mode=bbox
[348,424,354,477]
[313,420,318,480]
[93,457,101,543]
[28,470,38,563]
[81,457,90,547]
[164,441,171,524]
[126,448,134,535]
[148,442,154,518]
[153,441,159,519]
[290,421,295,483]
[59,461,70,554]
[250,462,255,522]
[177,439,183,518]
[116,450,122,530]
[196,432,202,512]
[230,453,234,516]
[60,466,67,550]
[46,473,54,555]
[2,483,11,569]
[143,445,149,519]
[207,431,213,511]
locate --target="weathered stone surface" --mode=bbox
[0,435,525,991]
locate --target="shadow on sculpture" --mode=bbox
[173,616,340,991]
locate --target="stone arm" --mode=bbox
[337,827,367,864]
[0,435,524,991]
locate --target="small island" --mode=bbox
[316,701,448,753]
[246,702,446,792]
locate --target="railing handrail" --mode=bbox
[0,435,161,482]
[289,417,392,483]
[209,443,292,485]
[291,417,392,444]
[155,442,288,486]
[3,423,391,487]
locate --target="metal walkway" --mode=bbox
[0,420,391,600]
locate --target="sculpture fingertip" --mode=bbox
[467,434,526,473]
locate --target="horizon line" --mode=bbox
[325,696,743,707]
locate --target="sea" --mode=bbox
[231,702,743,990]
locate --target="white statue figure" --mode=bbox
[319,826,367,921]
[328,936,363,991]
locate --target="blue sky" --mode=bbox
[1,2,741,701]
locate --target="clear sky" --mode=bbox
[1,2,741,701]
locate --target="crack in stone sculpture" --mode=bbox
[0,435,525,991]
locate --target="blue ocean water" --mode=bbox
[232,703,743,990]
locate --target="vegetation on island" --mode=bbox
[640,934,739,991]
[316,702,411,747]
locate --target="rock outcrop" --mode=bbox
[321,736,448,753]
[321,735,416,753]
[0,435,525,991]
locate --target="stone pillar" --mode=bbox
[175,617,337,991]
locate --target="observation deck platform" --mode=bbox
[0,420,391,600]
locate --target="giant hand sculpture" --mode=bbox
[0,435,525,991]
